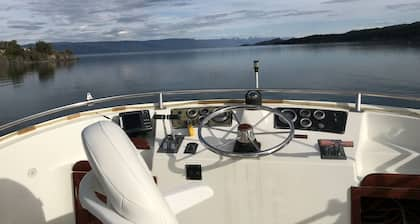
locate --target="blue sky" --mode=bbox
[1,0,420,43]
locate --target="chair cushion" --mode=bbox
[82,121,178,224]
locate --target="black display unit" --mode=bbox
[274,108,348,134]
[119,110,153,134]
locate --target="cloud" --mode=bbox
[91,0,192,14]
[282,10,331,17]
[386,2,420,11]
[321,0,361,4]
[117,30,129,35]
[8,25,43,30]
[1,0,419,43]
[7,20,46,31]
[116,15,150,23]
[121,8,333,40]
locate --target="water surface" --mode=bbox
[1,44,420,126]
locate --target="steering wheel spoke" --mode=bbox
[248,136,261,152]
[214,139,236,149]
[252,110,273,127]
[208,126,238,135]
[254,130,291,135]
[231,110,241,124]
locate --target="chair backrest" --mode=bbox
[82,121,178,224]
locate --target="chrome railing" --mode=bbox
[1,88,420,134]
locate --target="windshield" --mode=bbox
[1,0,420,126]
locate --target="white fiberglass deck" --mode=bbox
[0,97,420,224]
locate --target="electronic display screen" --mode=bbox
[119,110,152,133]
[121,113,142,130]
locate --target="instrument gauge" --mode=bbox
[300,118,313,128]
[299,109,311,118]
[280,109,297,123]
[313,110,326,120]
[200,108,210,116]
[186,109,199,119]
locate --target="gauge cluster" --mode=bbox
[171,107,232,129]
[274,108,347,134]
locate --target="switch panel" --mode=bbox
[184,143,198,154]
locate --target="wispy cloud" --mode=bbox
[386,2,420,11]
[7,20,46,31]
[282,10,331,16]
[321,0,361,4]
[8,25,43,30]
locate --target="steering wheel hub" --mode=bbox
[237,123,255,144]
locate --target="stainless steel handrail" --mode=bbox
[1,88,420,133]
[363,92,420,102]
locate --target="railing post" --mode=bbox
[159,92,165,109]
[356,92,362,112]
[254,60,259,89]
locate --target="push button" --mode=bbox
[185,164,202,180]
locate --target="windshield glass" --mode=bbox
[1,0,420,126]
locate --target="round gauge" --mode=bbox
[280,109,297,123]
[300,118,312,128]
[313,110,326,120]
[200,108,210,116]
[186,109,199,119]
[299,109,311,118]
[212,112,229,123]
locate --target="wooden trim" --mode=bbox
[72,162,102,224]
[351,174,420,224]
[112,106,126,111]
[67,113,81,120]
[351,187,362,224]
[361,173,420,188]
[73,161,91,172]
[16,126,36,135]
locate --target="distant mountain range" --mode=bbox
[45,38,270,55]
[254,22,420,46]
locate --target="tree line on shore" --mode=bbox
[252,21,420,46]
[0,40,76,63]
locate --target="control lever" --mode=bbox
[318,139,352,160]
[158,135,184,153]
[187,120,195,137]
[318,139,353,148]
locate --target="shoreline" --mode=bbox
[0,54,78,66]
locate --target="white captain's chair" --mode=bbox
[79,121,213,224]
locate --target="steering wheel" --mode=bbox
[198,104,295,158]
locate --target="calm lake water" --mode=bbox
[1,44,420,128]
